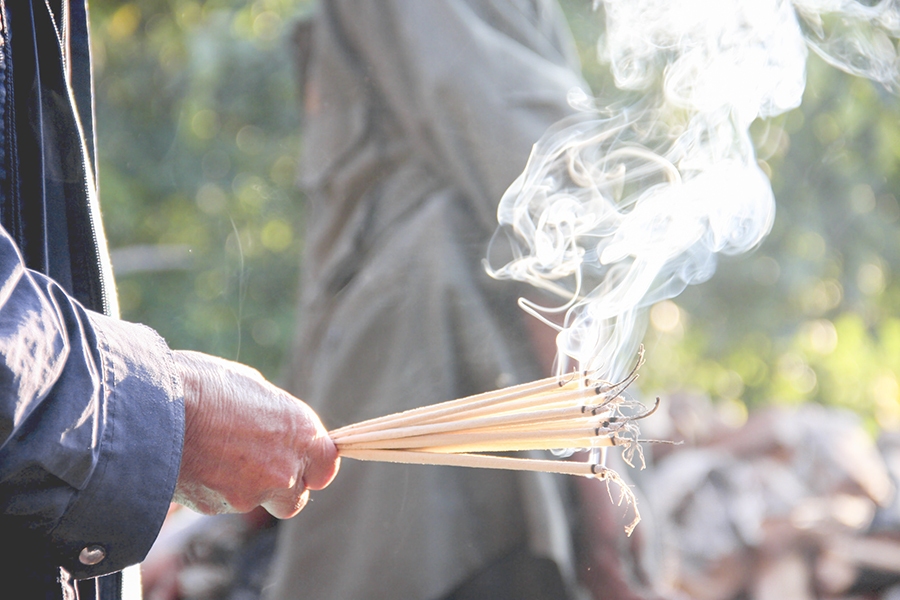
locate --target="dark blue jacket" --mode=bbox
[0,2,185,598]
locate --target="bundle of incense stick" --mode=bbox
[329,349,655,533]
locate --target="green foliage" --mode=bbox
[91,1,900,430]
[556,1,900,431]
[91,0,313,381]
[592,48,900,430]
[669,54,900,432]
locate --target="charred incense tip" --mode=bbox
[632,396,661,421]
[559,370,578,388]
[590,463,607,479]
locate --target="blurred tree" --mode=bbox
[672,56,900,433]
[91,0,312,381]
[558,1,900,432]
[91,1,900,430]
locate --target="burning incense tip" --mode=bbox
[331,347,653,534]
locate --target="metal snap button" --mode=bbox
[78,545,106,566]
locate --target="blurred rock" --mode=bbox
[643,394,900,599]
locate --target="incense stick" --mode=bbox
[339,448,605,476]
[338,427,619,452]
[330,347,650,535]
[329,374,574,437]
[331,381,597,440]
[331,402,612,446]
[340,447,642,535]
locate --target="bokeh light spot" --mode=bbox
[261,219,293,252]
[108,5,141,41]
[650,300,681,333]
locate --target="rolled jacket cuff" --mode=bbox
[51,313,185,579]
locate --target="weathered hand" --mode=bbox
[171,350,339,518]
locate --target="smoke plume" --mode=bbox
[489,0,900,381]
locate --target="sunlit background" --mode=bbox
[90,0,900,433]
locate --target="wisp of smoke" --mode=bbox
[488,0,900,381]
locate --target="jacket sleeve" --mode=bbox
[0,225,185,580]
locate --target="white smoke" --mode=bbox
[488,0,900,381]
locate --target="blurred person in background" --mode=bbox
[264,2,659,599]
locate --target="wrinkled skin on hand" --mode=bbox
[172,350,340,519]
